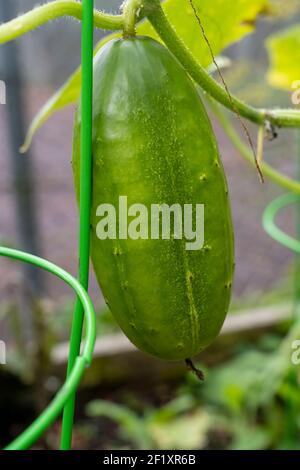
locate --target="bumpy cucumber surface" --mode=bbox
[73,36,234,361]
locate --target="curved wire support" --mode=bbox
[263,194,300,254]
[1,0,95,450]
[0,247,96,450]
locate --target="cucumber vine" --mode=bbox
[122,0,143,37]
[0,0,299,128]
[0,1,124,42]
[0,0,299,187]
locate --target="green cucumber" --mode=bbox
[72,36,234,361]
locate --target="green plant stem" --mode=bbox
[209,97,300,195]
[0,0,123,44]
[145,0,300,129]
[122,0,143,37]
[1,0,300,130]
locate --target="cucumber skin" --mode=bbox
[73,36,234,361]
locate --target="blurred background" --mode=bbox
[0,0,300,450]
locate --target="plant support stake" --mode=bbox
[60,0,94,450]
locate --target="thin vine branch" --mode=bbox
[0,0,299,132]
[189,0,263,182]
[257,125,265,168]
[0,0,124,44]
[145,0,300,129]
[207,97,300,196]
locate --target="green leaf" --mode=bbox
[86,399,152,449]
[266,24,300,90]
[23,0,269,149]
[139,0,270,67]
[21,68,80,153]
[202,349,287,413]
[21,33,119,152]
[149,410,211,450]
[229,421,272,450]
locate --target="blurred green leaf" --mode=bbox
[21,34,119,152]
[139,0,270,67]
[229,421,271,450]
[266,24,300,90]
[23,0,269,149]
[149,410,211,450]
[202,349,287,413]
[150,395,195,422]
[86,399,153,449]
[87,395,211,450]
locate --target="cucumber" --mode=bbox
[72,36,234,360]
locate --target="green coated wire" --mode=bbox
[263,134,300,445]
[60,0,94,450]
[263,193,300,254]
[0,247,96,450]
[0,0,96,450]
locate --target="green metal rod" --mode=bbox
[60,0,94,450]
[0,247,96,450]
